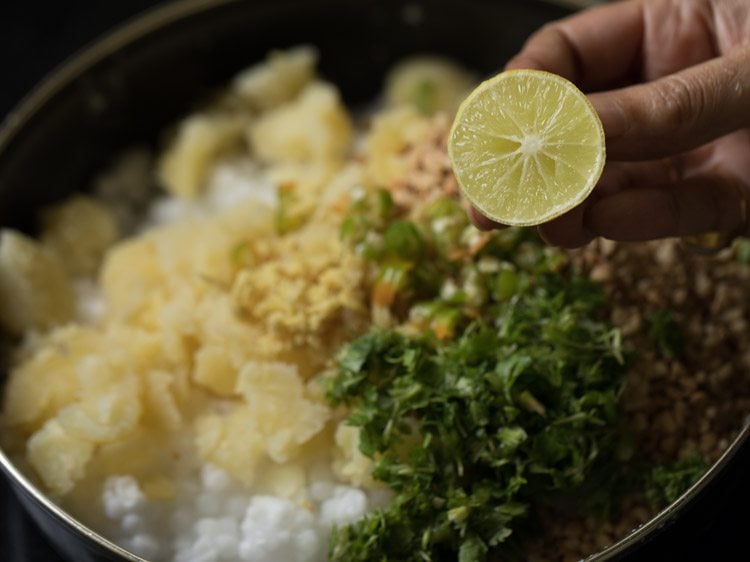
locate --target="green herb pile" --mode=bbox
[326,190,706,561]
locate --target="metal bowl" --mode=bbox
[1,1,748,560]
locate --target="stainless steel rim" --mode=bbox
[0,0,746,560]
[0,448,144,561]
[590,423,750,560]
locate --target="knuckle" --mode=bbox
[653,75,706,134]
[530,21,559,42]
[518,23,581,81]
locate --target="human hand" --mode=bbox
[470,0,750,248]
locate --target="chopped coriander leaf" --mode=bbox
[645,454,708,507]
[383,220,425,260]
[327,269,630,561]
[332,189,710,561]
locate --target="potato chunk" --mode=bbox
[0,229,75,335]
[27,418,95,496]
[56,357,142,444]
[232,45,318,111]
[194,408,267,487]
[1,326,99,430]
[40,195,119,277]
[99,236,163,326]
[193,345,237,396]
[385,56,475,115]
[249,81,352,165]
[142,370,184,430]
[235,361,329,463]
[158,114,246,199]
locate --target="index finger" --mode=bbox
[506,0,644,91]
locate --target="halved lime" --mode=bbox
[448,69,605,226]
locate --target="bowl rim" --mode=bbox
[588,425,750,560]
[1,0,748,561]
[0,0,234,158]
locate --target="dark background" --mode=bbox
[0,1,748,561]
[0,0,163,117]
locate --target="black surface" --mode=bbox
[0,1,749,561]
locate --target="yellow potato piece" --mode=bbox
[2,325,100,431]
[249,81,352,165]
[58,355,142,443]
[27,418,95,497]
[0,229,75,335]
[232,45,318,111]
[194,408,267,487]
[193,345,237,397]
[332,422,377,489]
[40,195,119,277]
[100,236,163,326]
[385,56,475,115]
[142,370,184,430]
[235,361,329,463]
[56,379,141,444]
[158,113,247,199]
[85,426,186,483]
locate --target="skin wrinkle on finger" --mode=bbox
[538,201,594,248]
[538,159,682,247]
[471,0,750,247]
[642,0,716,80]
[507,0,749,161]
[712,0,750,52]
[649,73,707,147]
[583,178,746,242]
[468,156,681,239]
[692,130,750,182]
[598,159,684,196]
[590,48,750,160]
[505,24,581,81]
[505,0,645,89]
[555,24,585,87]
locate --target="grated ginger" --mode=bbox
[232,221,368,352]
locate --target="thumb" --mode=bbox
[590,46,750,161]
